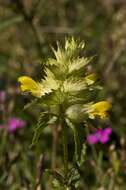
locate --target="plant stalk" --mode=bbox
[62,125,68,177]
[52,126,58,170]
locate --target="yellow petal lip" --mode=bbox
[92,101,111,110]
[18,76,38,88]
[18,76,42,97]
[87,101,111,119]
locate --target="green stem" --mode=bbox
[73,126,81,162]
[85,123,98,162]
[62,125,68,177]
[52,126,58,170]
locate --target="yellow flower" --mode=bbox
[85,73,97,85]
[18,76,43,97]
[87,101,111,119]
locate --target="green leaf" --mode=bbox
[77,143,87,167]
[68,168,80,186]
[23,99,38,110]
[31,112,49,145]
[65,119,81,161]
[0,15,24,31]
[52,179,61,190]
[46,169,64,185]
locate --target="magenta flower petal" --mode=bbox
[87,127,112,145]
[96,129,102,137]
[99,134,109,144]
[8,117,26,133]
[103,127,112,135]
[99,128,112,143]
[87,134,99,144]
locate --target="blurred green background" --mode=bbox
[0,0,126,189]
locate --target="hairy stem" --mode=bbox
[62,125,68,177]
[51,126,58,170]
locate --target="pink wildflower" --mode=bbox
[0,117,26,133]
[87,127,112,145]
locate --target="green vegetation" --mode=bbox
[0,1,126,189]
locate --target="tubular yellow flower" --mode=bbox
[18,76,42,97]
[87,101,111,119]
[85,73,97,85]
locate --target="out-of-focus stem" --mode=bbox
[30,21,43,58]
[13,0,43,58]
[34,154,45,190]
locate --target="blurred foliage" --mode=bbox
[0,0,126,189]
